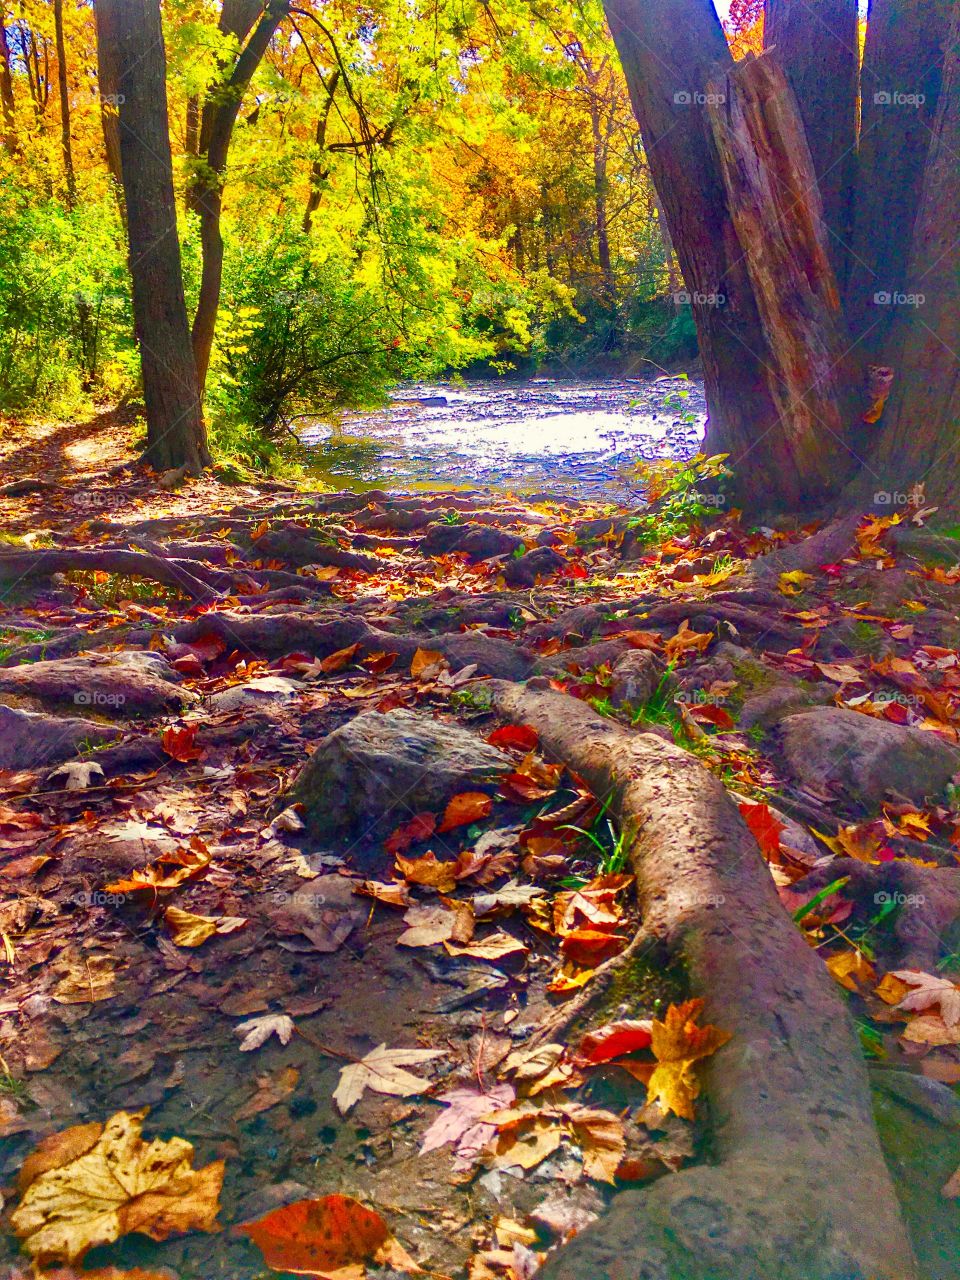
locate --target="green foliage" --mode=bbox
[626,450,731,546]
[0,182,132,413]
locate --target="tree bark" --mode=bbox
[303,70,339,233]
[0,20,17,155]
[603,0,855,508]
[53,0,76,208]
[95,0,210,474]
[93,2,124,219]
[190,0,289,393]
[866,2,960,508]
[845,0,954,369]
[764,0,858,289]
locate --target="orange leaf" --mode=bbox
[560,927,627,966]
[384,813,437,857]
[410,647,447,678]
[437,791,493,833]
[646,999,731,1120]
[239,1194,415,1275]
[576,1020,653,1065]
[738,802,785,859]
[161,724,202,762]
[320,643,360,673]
[395,851,459,892]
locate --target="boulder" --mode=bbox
[290,708,511,837]
[0,704,121,770]
[609,649,664,708]
[501,547,566,587]
[420,522,523,562]
[777,708,960,807]
[206,675,301,714]
[739,683,832,729]
[0,651,196,718]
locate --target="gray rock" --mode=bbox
[290,708,511,837]
[0,651,196,717]
[206,675,300,714]
[501,546,565,587]
[777,707,960,807]
[609,649,664,708]
[739,683,832,729]
[0,704,121,769]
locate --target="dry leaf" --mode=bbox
[890,969,960,1027]
[239,1194,418,1275]
[397,900,475,947]
[778,570,815,596]
[646,1000,731,1120]
[164,906,246,948]
[11,1109,223,1263]
[438,791,494,833]
[410,647,447,679]
[420,1084,515,1167]
[826,950,877,992]
[333,1044,445,1114]
[236,1066,300,1120]
[319,643,361,673]
[575,1020,653,1065]
[234,1014,295,1051]
[445,931,528,961]
[395,850,459,893]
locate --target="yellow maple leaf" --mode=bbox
[826,949,877,992]
[646,999,731,1120]
[11,1109,224,1263]
[164,906,247,947]
[663,620,713,663]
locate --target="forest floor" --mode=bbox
[1,422,960,1279]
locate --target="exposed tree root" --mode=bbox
[487,681,919,1280]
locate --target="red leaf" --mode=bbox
[487,724,539,752]
[560,927,628,966]
[384,812,437,857]
[738,801,785,859]
[437,791,493,833]
[688,703,735,730]
[238,1195,394,1274]
[161,724,203,762]
[576,1019,653,1065]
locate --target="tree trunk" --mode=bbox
[95,0,210,474]
[190,0,289,393]
[0,20,17,155]
[764,0,858,289]
[53,0,76,208]
[845,0,954,368]
[706,52,859,488]
[603,0,854,508]
[865,2,960,508]
[303,70,339,233]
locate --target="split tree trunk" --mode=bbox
[604,0,855,508]
[95,0,210,473]
[53,0,76,209]
[763,0,858,289]
[706,52,859,492]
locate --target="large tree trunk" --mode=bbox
[53,0,76,208]
[865,2,960,508]
[95,0,210,474]
[604,0,855,508]
[93,3,124,218]
[763,0,858,289]
[0,20,17,155]
[845,0,954,369]
[189,0,289,393]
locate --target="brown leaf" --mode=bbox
[319,643,361,673]
[395,850,459,893]
[438,791,493,833]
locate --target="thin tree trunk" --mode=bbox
[764,0,858,289]
[845,0,954,368]
[93,6,124,221]
[53,0,76,208]
[95,0,210,474]
[190,0,289,392]
[303,69,339,233]
[603,0,854,508]
[866,2,960,508]
[0,20,17,154]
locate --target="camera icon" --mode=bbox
[74,691,92,705]
[873,491,892,505]
[874,291,892,305]
[673,290,691,305]
[674,90,692,105]
[874,91,892,105]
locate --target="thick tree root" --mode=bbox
[487,681,919,1280]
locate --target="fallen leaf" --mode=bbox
[562,1104,625,1182]
[738,802,786,859]
[319,643,361,673]
[165,906,246,947]
[575,1020,653,1065]
[487,725,539,752]
[826,950,877,992]
[239,1194,418,1275]
[395,850,459,893]
[333,1044,446,1114]
[778,570,815,596]
[890,969,960,1027]
[411,647,447,679]
[234,1014,296,1052]
[560,927,627,966]
[236,1066,300,1120]
[445,931,528,961]
[646,1000,731,1120]
[438,791,493,833]
[354,879,411,908]
[384,812,437,857]
[397,900,475,947]
[420,1084,515,1167]
[11,1109,223,1263]
[161,724,203,762]
[663,620,713,663]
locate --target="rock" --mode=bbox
[206,675,301,714]
[438,633,534,681]
[0,651,196,718]
[501,547,566,587]
[0,704,121,769]
[0,476,52,496]
[777,708,960,807]
[609,649,664,708]
[290,708,511,837]
[420,523,523,562]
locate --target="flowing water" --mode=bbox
[296,374,707,500]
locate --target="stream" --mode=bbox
[296,374,707,500]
